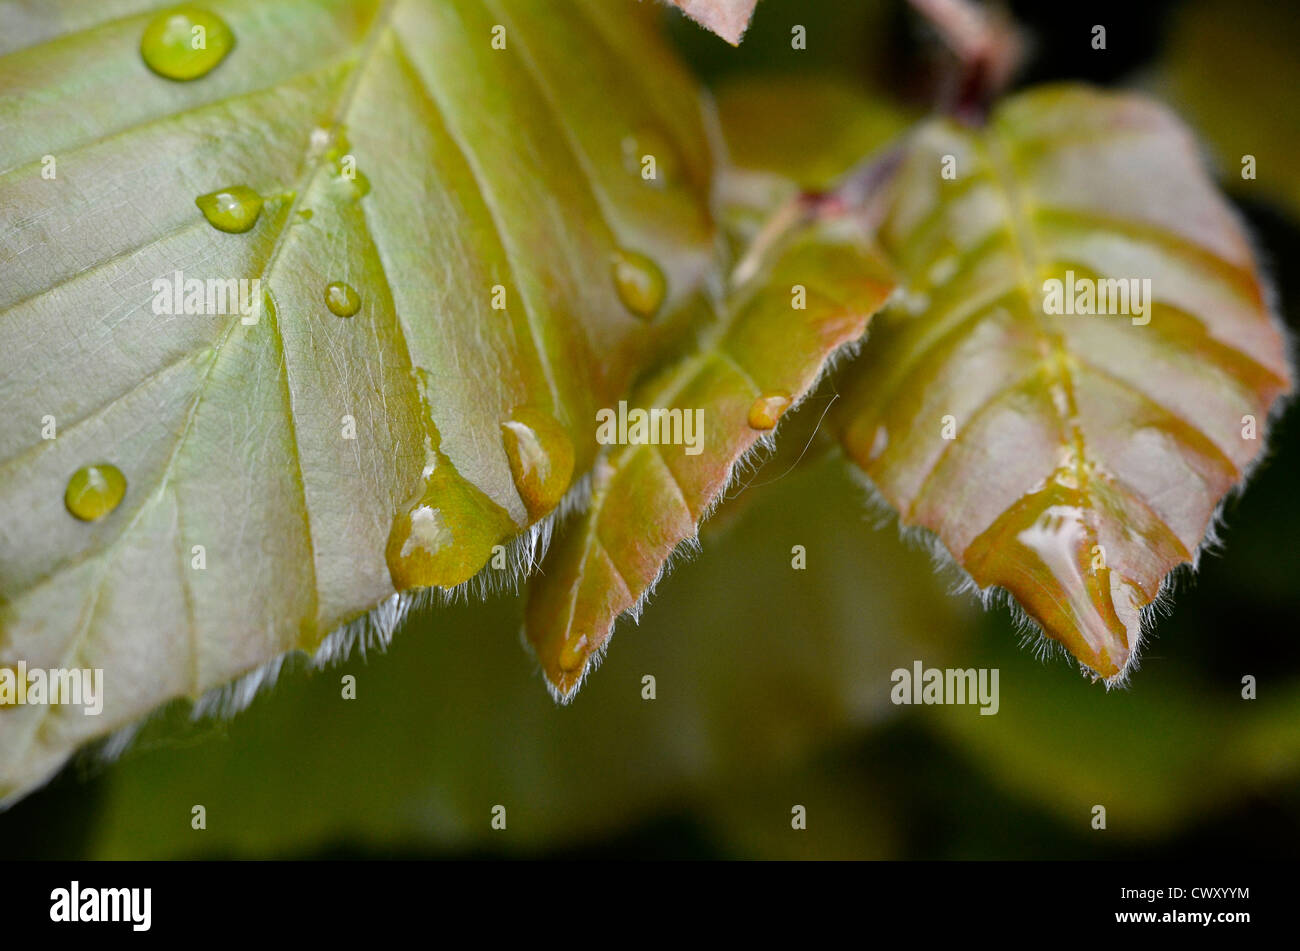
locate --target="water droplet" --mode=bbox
[386,371,520,589]
[611,248,666,321]
[324,281,360,318]
[964,483,1140,678]
[195,185,263,233]
[346,169,370,197]
[140,6,235,81]
[65,464,126,521]
[386,454,517,591]
[747,391,791,431]
[500,407,574,521]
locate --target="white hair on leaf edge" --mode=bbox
[74,473,595,777]
[842,368,1293,692]
[532,323,864,705]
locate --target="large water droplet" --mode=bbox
[65,463,126,521]
[386,452,517,590]
[747,391,791,431]
[964,482,1139,678]
[140,6,235,81]
[195,185,263,233]
[386,372,519,589]
[501,407,574,521]
[611,248,666,320]
[324,281,360,318]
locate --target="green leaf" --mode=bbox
[0,0,720,805]
[833,85,1293,681]
[524,217,895,698]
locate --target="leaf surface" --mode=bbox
[0,0,719,804]
[525,218,895,698]
[833,86,1293,680]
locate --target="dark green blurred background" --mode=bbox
[6,0,1298,859]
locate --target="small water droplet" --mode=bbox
[324,281,360,318]
[611,248,666,320]
[347,169,370,197]
[65,464,126,521]
[500,407,574,521]
[195,185,263,233]
[140,6,235,81]
[747,391,791,431]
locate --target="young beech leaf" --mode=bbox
[525,218,895,700]
[661,0,758,46]
[833,85,1293,682]
[0,0,720,806]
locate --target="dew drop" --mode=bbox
[385,452,517,590]
[747,391,792,431]
[500,407,574,521]
[964,483,1139,678]
[336,168,370,199]
[195,185,263,233]
[65,463,126,522]
[611,248,666,320]
[324,281,360,318]
[140,6,235,81]
[386,372,519,589]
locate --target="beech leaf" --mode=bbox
[525,217,895,699]
[0,0,719,805]
[833,86,1293,681]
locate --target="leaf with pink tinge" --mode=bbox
[833,85,1293,682]
[526,217,895,699]
[662,0,758,45]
